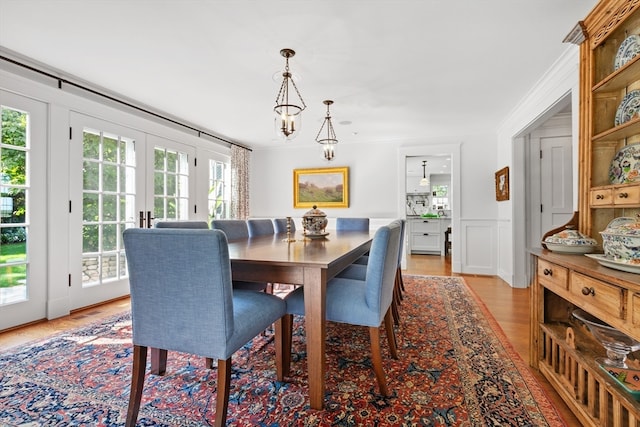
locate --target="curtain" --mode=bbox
[230,145,250,219]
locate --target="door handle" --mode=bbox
[139,211,145,228]
[146,211,154,228]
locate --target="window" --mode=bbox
[208,159,230,219]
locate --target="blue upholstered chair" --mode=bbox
[336,217,370,231]
[247,218,275,237]
[211,219,271,292]
[279,220,402,396]
[211,219,250,240]
[273,218,296,234]
[122,228,287,427]
[340,219,407,325]
[154,220,209,229]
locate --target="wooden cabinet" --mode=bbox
[531,250,640,426]
[579,0,640,244]
[530,2,640,425]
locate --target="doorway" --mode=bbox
[398,144,461,271]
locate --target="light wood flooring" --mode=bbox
[0,254,580,425]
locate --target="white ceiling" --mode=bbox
[0,0,597,150]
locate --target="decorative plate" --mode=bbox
[305,232,329,239]
[543,242,596,254]
[585,253,640,274]
[614,34,640,70]
[615,90,640,126]
[609,143,640,184]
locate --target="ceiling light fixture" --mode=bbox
[274,48,306,141]
[420,160,429,186]
[315,100,338,161]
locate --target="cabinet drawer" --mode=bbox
[537,259,568,292]
[411,220,440,233]
[410,233,439,251]
[613,185,640,206]
[590,188,612,206]
[570,272,625,320]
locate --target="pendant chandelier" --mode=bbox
[274,48,306,141]
[420,160,430,186]
[315,100,338,161]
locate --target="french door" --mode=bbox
[69,113,195,309]
[0,91,47,330]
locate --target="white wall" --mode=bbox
[251,133,500,276]
[496,45,581,287]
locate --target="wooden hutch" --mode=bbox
[531,0,640,425]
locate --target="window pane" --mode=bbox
[167,151,177,173]
[103,194,117,221]
[166,174,176,196]
[83,193,99,222]
[0,265,27,303]
[83,161,100,191]
[83,224,100,253]
[83,130,100,159]
[1,147,26,185]
[1,108,27,147]
[103,134,118,163]
[103,224,117,251]
[103,253,117,280]
[102,163,117,192]
[154,148,165,171]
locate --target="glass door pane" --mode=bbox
[0,92,47,330]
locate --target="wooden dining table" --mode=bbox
[226,230,373,410]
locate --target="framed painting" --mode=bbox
[495,166,509,201]
[293,167,349,208]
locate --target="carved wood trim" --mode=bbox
[591,0,640,48]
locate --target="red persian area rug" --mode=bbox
[0,275,565,426]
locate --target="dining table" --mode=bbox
[226,229,373,410]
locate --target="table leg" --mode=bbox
[303,267,326,410]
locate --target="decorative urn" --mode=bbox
[600,216,640,261]
[302,205,328,236]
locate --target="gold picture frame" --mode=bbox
[293,167,349,208]
[495,166,509,201]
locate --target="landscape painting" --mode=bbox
[293,167,349,208]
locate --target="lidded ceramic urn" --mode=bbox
[302,205,328,236]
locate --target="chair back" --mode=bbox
[336,217,370,231]
[397,219,406,267]
[211,219,249,240]
[247,218,275,237]
[154,220,209,229]
[123,228,235,358]
[273,218,296,234]
[364,220,402,315]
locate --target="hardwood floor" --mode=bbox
[0,254,580,425]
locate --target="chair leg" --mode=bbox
[384,309,398,359]
[126,345,147,427]
[368,326,390,397]
[205,357,214,369]
[215,358,232,427]
[150,347,167,375]
[275,314,293,380]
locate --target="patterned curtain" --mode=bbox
[230,145,250,219]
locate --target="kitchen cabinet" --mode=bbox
[408,217,450,255]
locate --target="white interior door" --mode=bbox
[0,91,47,329]
[540,135,573,235]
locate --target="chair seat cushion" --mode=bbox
[337,264,367,280]
[224,290,286,358]
[285,277,383,327]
